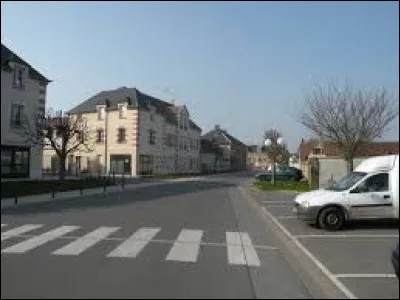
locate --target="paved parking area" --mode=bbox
[255,191,399,299]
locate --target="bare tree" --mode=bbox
[262,129,290,184]
[20,109,94,180]
[300,81,398,172]
[262,129,289,164]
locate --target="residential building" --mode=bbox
[200,139,230,173]
[201,125,247,172]
[298,138,399,184]
[43,87,201,176]
[247,145,270,170]
[1,43,51,178]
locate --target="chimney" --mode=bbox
[215,124,220,131]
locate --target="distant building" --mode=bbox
[1,43,51,178]
[43,87,202,176]
[247,145,271,170]
[201,125,248,172]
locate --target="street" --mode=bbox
[1,173,311,299]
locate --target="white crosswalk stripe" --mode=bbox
[226,232,260,266]
[52,227,120,256]
[166,229,203,262]
[1,224,266,266]
[2,226,79,254]
[1,224,43,241]
[107,227,160,258]
[240,233,260,266]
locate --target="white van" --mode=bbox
[293,155,399,230]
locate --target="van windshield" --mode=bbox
[326,172,367,191]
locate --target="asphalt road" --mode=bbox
[1,172,311,299]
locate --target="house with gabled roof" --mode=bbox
[43,87,202,176]
[1,43,51,178]
[201,125,248,172]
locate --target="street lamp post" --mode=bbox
[264,136,284,185]
[104,99,111,176]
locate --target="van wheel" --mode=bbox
[318,207,345,231]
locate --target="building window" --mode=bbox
[118,103,127,119]
[77,131,85,142]
[313,148,323,155]
[13,67,25,88]
[1,146,30,178]
[96,129,105,143]
[97,105,105,120]
[149,129,155,145]
[11,104,24,127]
[110,155,131,175]
[117,128,126,143]
[139,155,153,175]
[166,134,173,147]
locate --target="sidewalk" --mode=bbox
[1,176,206,210]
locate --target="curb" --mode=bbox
[1,177,202,210]
[238,186,355,299]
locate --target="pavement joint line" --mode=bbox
[258,205,357,299]
[1,233,279,250]
[295,234,400,238]
[261,201,293,204]
[335,274,397,278]
[262,204,294,208]
[276,216,305,219]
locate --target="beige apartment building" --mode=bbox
[1,43,51,178]
[43,87,202,176]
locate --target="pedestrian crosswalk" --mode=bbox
[1,223,269,266]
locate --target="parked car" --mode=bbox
[392,244,399,279]
[255,165,303,181]
[293,155,399,231]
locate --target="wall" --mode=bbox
[1,66,47,178]
[138,108,200,175]
[318,157,367,188]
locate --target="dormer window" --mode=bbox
[118,103,127,119]
[97,105,105,120]
[313,148,324,155]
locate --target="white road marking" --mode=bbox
[295,234,399,238]
[2,226,80,254]
[240,232,260,266]
[1,224,43,241]
[336,273,397,278]
[166,229,203,262]
[1,233,278,250]
[52,227,120,256]
[107,227,160,258]
[260,206,357,299]
[226,232,246,265]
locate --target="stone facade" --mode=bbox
[1,43,50,178]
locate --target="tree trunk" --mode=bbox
[59,156,66,180]
[345,156,354,174]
